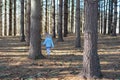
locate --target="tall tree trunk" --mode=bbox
[48,1,52,34]
[9,0,12,36]
[57,0,63,42]
[68,0,71,33]
[52,0,56,38]
[0,0,2,36]
[64,0,68,37]
[112,0,117,36]
[103,0,107,35]
[98,2,100,34]
[45,0,48,33]
[119,2,120,34]
[75,0,81,48]
[108,0,113,34]
[20,0,25,41]
[56,0,59,34]
[40,0,43,34]
[100,11,103,34]
[71,0,74,33]
[26,0,31,44]
[14,0,16,36]
[4,0,7,36]
[29,0,45,59]
[80,0,102,79]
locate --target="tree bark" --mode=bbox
[14,0,16,36]
[71,0,74,33]
[26,0,31,45]
[0,0,2,36]
[45,0,48,33]
[20,0,25,41]
[100,11,103,34]
[4,0,7,36]
[52,0,56,38]
[111,0,117,36]
[9,0,12,36]
[64,0,68,37]
[75,0,81,48]
[108,0,113,35]
[103,0,107,35]
[119,2,120,34]
[80,0,102,79]
[29,0,45,60]
[57,0,64,42]
[68,0,71,33]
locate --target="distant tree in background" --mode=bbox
[103,0,107,35]
[20,0,25,41]
[71,0,74,33]
[57,0,64,42]
[14,0,16,36]
[111,0,117,36]
[52,0,56,38]
[68,0,71,33]
[4,0,7,36]
[64,0,68,37]
[9,0,12,36]
[45,0,48,33]
[75,0,81,48]
[108,0,113,35]
[0,0,2,36]
[119,1,120,34]
[26,0,31,44]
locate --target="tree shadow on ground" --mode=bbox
[0,54,120,79]
[0,35,120,79]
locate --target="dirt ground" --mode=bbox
[0,34,120,80]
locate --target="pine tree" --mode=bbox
[14,0,16,36]
[80,0,102,79]
[0,0,2,36]
[9,0,12,36]
[20,0,25,41]
[29,0,45,59]
[75,0,81,48]
[26,0,31,44]
[64,0,68,37]
[52,0,56,38]
[57,0,64,42]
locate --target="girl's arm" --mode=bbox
[42,39,46,45]
[51,39,54,48]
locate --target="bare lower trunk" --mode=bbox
[57,0,63,42]
[64,0,68,37]
[26,0,31,45]
[75,0,81,48]
[103,0,107,35]
[13,0,16,36]
[45,0,48,33]
[29,0,45,60]
[52,0,56,38]
[0,0,2,36]
[112,0,117,36]
[20,0,25,41]
[4,0,7,36]
[9,0,12,36]
[108,0,113,35]
[80,0,102,79]
[71,0,74,33]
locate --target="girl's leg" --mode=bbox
[46,48,51,56]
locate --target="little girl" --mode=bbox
[42,33,54,56]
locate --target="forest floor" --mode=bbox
[0,33,120,80]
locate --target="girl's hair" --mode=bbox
[46,33,51,38]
